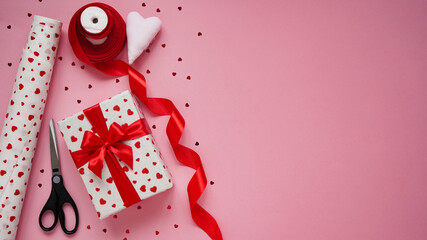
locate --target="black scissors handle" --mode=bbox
[39,175,79,234]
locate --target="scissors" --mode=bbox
[39,119,79,234]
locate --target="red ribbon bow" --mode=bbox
[71,104,149,207]
[80,122,134,179]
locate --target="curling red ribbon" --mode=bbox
[69,3,222,239]
[71,104,150,207]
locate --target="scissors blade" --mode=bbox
[49,119,61,175]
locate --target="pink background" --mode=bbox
[1,0,427,239]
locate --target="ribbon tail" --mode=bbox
[109,143,134,169]
[87,147,106,179]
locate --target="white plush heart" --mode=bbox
[126,12,162,64]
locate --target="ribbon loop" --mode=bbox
[107,122,127,143]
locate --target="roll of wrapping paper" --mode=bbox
[0,16,61,239]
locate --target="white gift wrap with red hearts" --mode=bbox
[0,16,61,239]
[57,90,173,219]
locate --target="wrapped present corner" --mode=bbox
[57,90,173,219]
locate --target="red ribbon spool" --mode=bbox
[68,3,223,239]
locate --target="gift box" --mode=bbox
[57,90,173,219]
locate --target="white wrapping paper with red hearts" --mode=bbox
[57,90,173,219]
[0,16,61,239]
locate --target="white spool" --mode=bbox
[80,6,108,45]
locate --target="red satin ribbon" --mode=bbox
[71,104,150,207]
[68,3,222,239]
